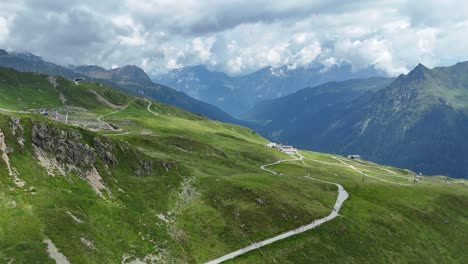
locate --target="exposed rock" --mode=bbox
[158,160,179,172]
[32,122,96,166]
[66,211,83,223]
[156,213,170,224]
[0,129,25,188]
[167,177,199,247]
[121,252,167,264]
[84,167,110,198]
[9,117,25,149]
[135,160,153,176]
[44,239,70,264]
[34,146,66,176]
[90,90,123,109]
[31,122,111,197]
[47,76,67,105]
[80,237,95,249]
[93,138,118,165]
[31,121,179,197]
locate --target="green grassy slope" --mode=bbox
[0,68,466,263]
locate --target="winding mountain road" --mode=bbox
[296,152,412,185]
[331,157,413,186]
[144,98,159,116]
[260,157,300,174]
[96,101,133,131]
[205,151,349,264]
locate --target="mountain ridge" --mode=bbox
[0,50,244,125]
[154,62,387,117]
[252,62,468,178]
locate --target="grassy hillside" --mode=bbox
[0,68,466,263]
[0,51,243,125]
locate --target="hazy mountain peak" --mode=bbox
[119,64,144,71]
[185,64,208,71]
[416,62,427,68]
[11,51,43,61]
[0,49,8,56]
[402,62,431,81]
[74,65,106,72]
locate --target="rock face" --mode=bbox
[31,122,110,196]
[9,117,25,149]
[32,122,97,167]
[0,128,25,188]
[30,121,170,177]
[25,120,183,198]
[93,138,118,166]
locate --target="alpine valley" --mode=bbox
[0,64,466,264]
[247,62,468,179]
[1,2,467,264]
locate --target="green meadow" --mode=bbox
[0,68,466,263]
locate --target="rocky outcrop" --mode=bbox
[0,128,25,188]
[9,117,25,149]
[32,122,97,167]
[135,160,153,176]
[93,138,118,166]
[32,122,109,197]
[31,121,177,179]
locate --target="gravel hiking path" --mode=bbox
[205,150,349,264]
[144,98,159,116]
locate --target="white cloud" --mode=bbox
[191,37,216,62]
[1,0,468,76]
[293,41,322,68]
[167,58,182,69]
[227,56,243,73]
[0,16,8,43]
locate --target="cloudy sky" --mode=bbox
[0,0,467,76]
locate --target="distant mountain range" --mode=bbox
[72,65,246,125]
[249,62,468,178]
[154,63,386,117]
[3,48,468,178]
[245,77,395,122]
[0,49,81,79]
[0,49,242,125]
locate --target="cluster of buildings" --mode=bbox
[266,142,296,154]
[267,142,363,159]
[30,108,64,122]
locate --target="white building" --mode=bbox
[347,155,362,160]
[278,145,295,154]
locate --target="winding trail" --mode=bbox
[99,98,157,134]
[0,108,29,114]
[344,159,398,175]
[331,157,413,186]
[205,151,349,264]
[90,90,123,109]
[96,101,133,131]
[296,152,412,185]
[144,98,159,116]
[260,157,300,174]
